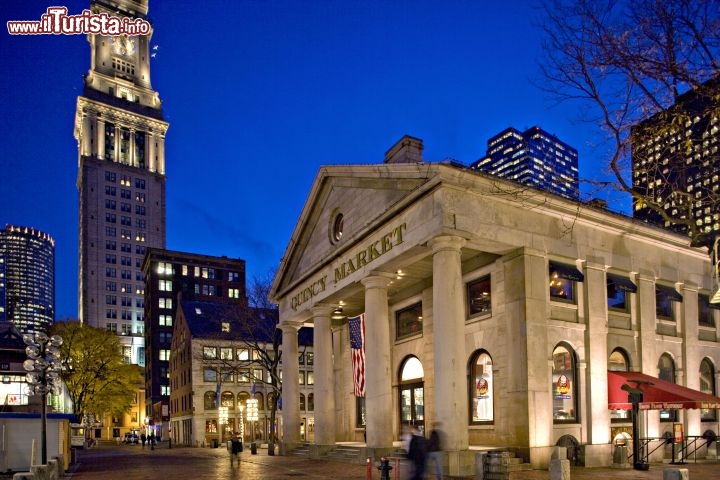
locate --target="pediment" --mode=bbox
[272,164,436,297]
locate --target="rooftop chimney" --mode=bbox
[384,135,423,164]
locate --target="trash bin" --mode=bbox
[251,442,257,455]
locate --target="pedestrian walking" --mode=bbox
[427,422,444,479]
[230,433,242,467]
[407,426,427,480]
[140,433,146,448]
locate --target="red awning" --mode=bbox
[608,371,720,410]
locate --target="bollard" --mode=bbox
[366,456,373,480]
[377,456,393,480]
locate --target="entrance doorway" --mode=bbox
[399,356,425,434]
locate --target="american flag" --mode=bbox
[348,314,366,397]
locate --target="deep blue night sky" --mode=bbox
[1,1,629,319]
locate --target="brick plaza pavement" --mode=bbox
[63,441,720,480]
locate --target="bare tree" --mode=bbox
[193,269,283,449]
[538,0,720,294]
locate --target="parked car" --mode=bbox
[123,432,139,444]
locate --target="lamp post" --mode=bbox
[622,381,651,471]
[23,332,63,465]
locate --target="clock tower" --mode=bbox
[74,0,168,367]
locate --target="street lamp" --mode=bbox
[23,332,63,465]
[621,380,652,471]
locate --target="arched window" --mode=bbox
[300,393,306,411]
[658,354,677,422]
[469,350,493,424]
[204,391,217,410]
[700,358,717,422]
[256,393,265,411]
[608,348,630,372]
[609,348,630,421]
[552,343,578,423]
[308,393,314,411]
[221,391,234,408]
[238,391,250,409]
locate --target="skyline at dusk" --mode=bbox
[2,1,629,320]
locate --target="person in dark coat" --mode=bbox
[230,433,242,467]
[427,423,444,479]
[407,427,427,480]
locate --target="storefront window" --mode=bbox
[609,348,630,421]
[656,285,682,320]
[700,358,717,421]
[607,275,636,312]
[469,350,493,424]
[658,354,678,422]
[549,262,583,303]
[552,343,578,422]
[396,302,423,339]
[467,276,491,316]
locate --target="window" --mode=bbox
[308,393,314,411]
[299,371,305,385]
[396,302,423,339]
[300,393,306,411]
[307,371,314,385]
[549,262,584,302]
[467,275,491,316]
[220,370,233,383]
[159,298,173,310]
[159,280,172,291]
[699,294,718,327]
[306,352,314,365]
[203,347,217,359]
[229,271,240,282]
[203,368,217,382]
[607,274,637,312]
[228,288,240,299]
[238,370,250,383]
[157,262,173,275]
[656,284,682,319]
[700,358,717,421]
[608,348,630,421]
[470,350,494,423]
[298,353,305,365]
[106,322,117,332]
[158,349,170,361]
[658,354,678,422]
[356,396,366,427]
[236,349,250,361]
[220,348,233,360]
[552,343,578,423]
[204,392,217,411]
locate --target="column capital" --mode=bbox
[429,235,466,253]
[311,303,337,318]
[361,274,394,290]
[279,321,302,334]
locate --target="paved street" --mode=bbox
[64,441,720,480]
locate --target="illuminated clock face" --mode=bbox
[112,35,136,56]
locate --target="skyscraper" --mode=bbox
[74,0,168,365]
[0,225,55,334]
[631,79,720,239]
[142,249,247,434]
[470,126,580,200]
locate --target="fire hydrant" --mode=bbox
[377,456,393,480]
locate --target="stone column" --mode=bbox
[312,305,336,446]
[680,283,700,436]
[147,132,156,172]
[97,117,105,160]
[429,235,468,451]
[81,113,92,157]
[583,262,610,446]
[156,134,165,174]
[280,323,301,445]
[361,274,394,449]
[635,273,660,438]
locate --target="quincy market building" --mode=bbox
[270,137,720,475]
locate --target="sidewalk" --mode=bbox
[60,441,720,480]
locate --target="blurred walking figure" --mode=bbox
[427,422,444,479]
[407,426,427,480]
[230,433,242,467]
